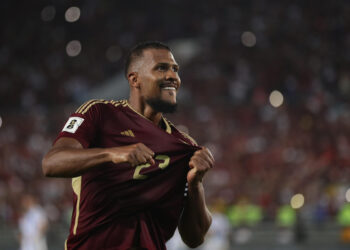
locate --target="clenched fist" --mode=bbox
[187,147,214,186]
[108,143,155,167]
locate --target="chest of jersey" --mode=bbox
[81,105,197,214]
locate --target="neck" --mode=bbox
[128,96,162,126]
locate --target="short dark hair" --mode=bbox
[124,41,171,77]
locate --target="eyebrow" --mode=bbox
[155,62,180,69]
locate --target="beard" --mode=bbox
[145,97,177,113]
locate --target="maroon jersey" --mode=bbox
[55,100,200,250]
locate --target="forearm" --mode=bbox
[178,182,212,248]
[42,138,155,178]
[42,147,112,177]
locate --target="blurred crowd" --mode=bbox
[1,0,350,240]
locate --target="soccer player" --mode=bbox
[42,41,214,250]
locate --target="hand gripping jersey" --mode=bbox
[55,100,200,250]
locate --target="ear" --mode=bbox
[128,72,140,89]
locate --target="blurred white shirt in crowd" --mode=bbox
[166,211,231,250]
[201,212,231,250]
[19,205,48,250]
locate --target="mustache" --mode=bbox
[158,80,167,88]
[158,79,176,88]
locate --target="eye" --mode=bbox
[172,66,179,72]
[157,65,167,71]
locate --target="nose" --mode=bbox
[165,70,180,85]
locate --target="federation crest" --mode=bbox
[62,117,84,133]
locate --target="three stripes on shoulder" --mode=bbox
[75,99,127,115]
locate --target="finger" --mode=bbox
[135,144,155,165]
[128,153,138,167]
[135,153,148,164]
[189,158,200,169]
[195,157,211,171]
[189,157,211,171]
[188,159,209,182]
[141,149,156,165]
[139,143,155,157]
[204,147,215,163]
[196,153,214,168]
[139,146,155,165]
[146,155,155,165]
[193,151,214,168]
[189,160,196,169]
[198,147,215,164]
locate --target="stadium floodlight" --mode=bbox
[241,31,256,47]
[346,189,350,202]
[290,193,305,209]
[65,7,81,23]
[66,40,82,57]
[41,6,56,22]
[269,90,284,108]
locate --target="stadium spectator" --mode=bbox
[337,203,350,243]
[276,204,296,244]
[228,197,262,244]
[201,199,231,250]
[18,194,48,250]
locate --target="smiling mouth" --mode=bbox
[161,86,176,90]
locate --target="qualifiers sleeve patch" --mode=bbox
[62,117,84,133]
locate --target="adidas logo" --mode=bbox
[121,130,135,137]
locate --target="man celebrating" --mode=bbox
[42,41,214,250]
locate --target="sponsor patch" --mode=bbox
[62,117,84,133]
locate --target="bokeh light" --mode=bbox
[106,45,122,63]
[65,7,81,23]
[66,40,82,57]
[241,31,256,47]
[41,6,56,22]
[346,188,350,202]
[269,90,284,108]
[291,194,305,209]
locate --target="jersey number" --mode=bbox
[133,155,170,180]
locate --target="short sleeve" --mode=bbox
[54,100,102,148]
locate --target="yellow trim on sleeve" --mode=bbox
[74,99,124,114]
[75,100,96,113]
[72,176,82,235]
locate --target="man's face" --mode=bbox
[136,48,181,113]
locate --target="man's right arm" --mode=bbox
[42,137,155,178]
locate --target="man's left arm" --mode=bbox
[178,147,214,248]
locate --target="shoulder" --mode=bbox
[164,118,198,146]
[74,99,127,114]
[179,130,198,146]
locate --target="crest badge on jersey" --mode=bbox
[62,117,84,133]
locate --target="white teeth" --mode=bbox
[162,87,176,90]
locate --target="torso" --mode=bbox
[57,100,199,250]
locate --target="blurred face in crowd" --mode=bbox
[21,194,35,212]
[131,48,181,113]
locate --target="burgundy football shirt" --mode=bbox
[55,100,200,250]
